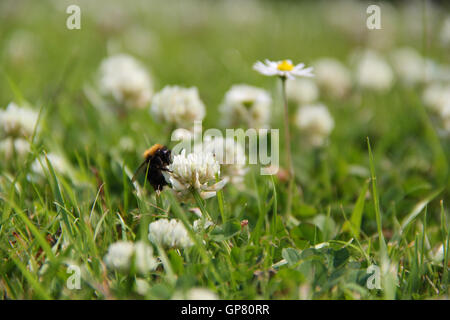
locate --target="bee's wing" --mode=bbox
[131,160,150,183]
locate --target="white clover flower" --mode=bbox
[313,58,352,99]
[164,150,226,199]
[148,218,193,249]
[98,54,153,109]
[422,83,450,113]
[31,152,70,177]
[134,241,159,274]
[150,86,206,129]
[0,102,39,138]
[286,78,319,105]
[0,138,30,160]
[353,50,394,92]
[172,288,218,300]
[104,241,135,271]
[295,104,335,147]
[104,241,157,273]
[253,59,314,79]
[202,136,247,185]
[219,84,272,129]
[390,47,426,87]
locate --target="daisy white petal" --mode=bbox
[253,59,314,79]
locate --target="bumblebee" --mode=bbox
[132,144,172,192]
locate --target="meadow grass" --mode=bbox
[0,0,449,299]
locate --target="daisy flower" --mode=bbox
[253,58,313,218]
[253,59,314,79]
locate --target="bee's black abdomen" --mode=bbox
[145,146,172,192]
[147,168,168,191]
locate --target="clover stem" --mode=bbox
[191,188,212,221]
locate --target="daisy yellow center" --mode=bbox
[277,60,294,71]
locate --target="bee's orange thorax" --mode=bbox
[144,144,163,159]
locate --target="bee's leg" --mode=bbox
[160,167,172,173]
[155,189,161,197]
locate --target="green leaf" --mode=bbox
[282,248,302,266]
[401,188,443,231]
[291,223,323,245]
[333,248,350,268]
[295,203,317,218]
[343,179,369,238]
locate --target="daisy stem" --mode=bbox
[281,77,294,217]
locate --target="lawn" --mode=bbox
[0,0,449,300]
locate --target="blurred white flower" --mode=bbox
[430,244,444,263]
[148,218,193,249]
[135,278,150,296]
[104,241,135,271]
[390,47,426,87]
[353,51,394,92]
[295,104,334,147]
[219,84,271,129]
[441,16,450,47]
[422,83,450,113]
[134,241,159,274]
[286,78,319,105]
[150,86,205,129]
[0,137,30,160]
[401,1,438,42]
[172,288,218,300]
[104,241,157,273]
[202,136,247,185]
[118,136,135,152]
[325,0,367,41]
[253,59,314,80]
[98,54,153,109]
[313,58,352,99]
[439,103,450,133]
[4,30,40,66]
[193,219,214,232]
[0,102,39,138]
[171,128,195,142]
[164,150,226,199]
[31,152,70,177]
